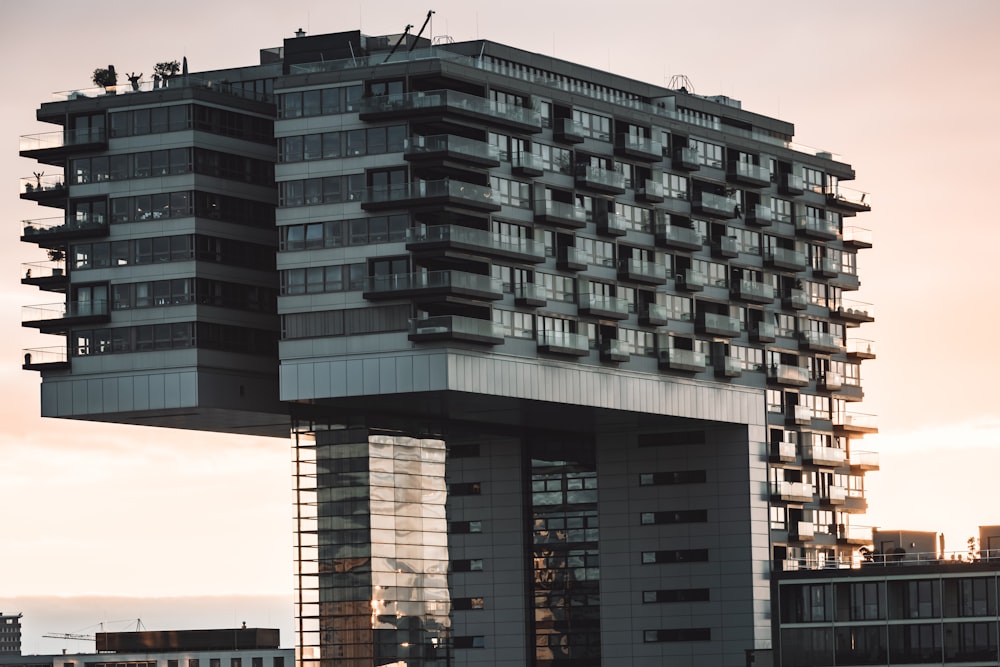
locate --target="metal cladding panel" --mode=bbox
[298,362,314,399]
[362,358,380,395]
[314,361,332,397]
[148,373,165,408]
[412,354,430,392]
[102,378,119,413]
[164,372,181,408]
[117,376,135,412]
[345,359,364,395]
[330,360,347,397]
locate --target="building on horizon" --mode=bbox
[0,614,22,656]
[18,26,877,667]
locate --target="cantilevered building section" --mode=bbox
[20,27,877,667]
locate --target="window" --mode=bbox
[452,559,484,572]
[639,470,706,486]
[644,628,711,643]
[449,482,481,496]
[490,175,531,208]
[452,597,485,610]
[571,108,611,140]
[453,636,485,649]
[640,509,708,525]
[889,579,940,619]
[643,588,710,603]
[689,138,723,168]
[662,173,688,199]
[450,520,482,534]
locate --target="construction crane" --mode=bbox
[44,619,144,643]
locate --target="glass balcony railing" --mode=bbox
[849,451,880,469]
[729,161,772,184]
[23,215,108,239]
[22,346,68,367]
[363,179,496,207]
[753,321,776,341]
[359,89,541,128]
[409,315,504,341]
[512,151,545,173]
[655,223,703,248]
[784,289,808,309]
[23,300,109,323]
[620,258,667,282]
[825,185,870,210]
[773,441,797,460]
[695,191,738,217]
[22,260,66,281]
[364,271,501,296]
[846,338,876,358]
[406,225,544,259]
[772,481,814,501]
[576,165,626,191]
[515,282,547,304]
[51,75,272,103]
[600,212,629,234]
[535,199,587,225]
[20,128,107,153]
[839,525,872,543]
[578,293,630,317]
[664,347,707,370]
[805,444,847,466]
[821,371,844,390]
[765,247,807,269]
[20,174,66,196]
[676,268,707,290]
[734,279,775,301]
[700,312,741,336]
[645,303,669,324]
[801,330,843,352]
[537,330,589,354]
[404,134,500,162]
[673,146,700,169]
[844,226,873,247]
[637,179,664,200]
[827,486,848,503]
[555,117,587,141]
[834,412,878,431]
[768,364,809,385]
[796,215,840,238]
[746,204,773,226]
[838,299,875,321]
[818,256,841,274]
[617,134,663,157]
[793,521,815,539]
[788,404,812,423]
[783,173,805,192]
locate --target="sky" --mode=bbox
[2,0,1000,654]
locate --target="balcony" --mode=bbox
[843,226,873,249]
[641,303,669,326]
[693,192,738,219]
[675,268,707,292]
[745,204,773,227]
[843,494,868,514]
[752,321,776,343]
[838,525,872,545]
[22,300,110,332]
[711,236,740,259]
[768,364,810,387]
[850,450,880,471]
[534,199,587,229]
[515,283,547,307]
[846,338,876,360]
[404,134,501,168]
[727,161,772,188]
[408,315,504,345]
[358,89,542,133]
[537,330,589,356]
[791,521,815,541]
[405,225,545,263]
[575,165,626,195]
[636,179,664,203]
[22,261,67,291]
[732,279,775,304]
[20,174,66,202]
[655,221,703,251]
[799,330,844,354]
[783,289,808,310]
[578,293,630,320]
[819,371,844,391]
[781,172,805,195]
[618,258,667,285]
[770,440,797,462]
[553,117,585,144]
[557,246,587,271]
[658,346,707,373]
[835,299,875,324]
[596,210,628,237]
[772,481,815,503]
[825,486,848,505]
[714,356,742,378]
[615,134,664,161]
[834,412,878,434]
[805,444,847,467]
[814,256,841,278]
[19,128,107,163]
[363,271,503,301]
[786,404,812,425]
[796,215,840,240]
[697,312,741,338]
[512,151,544,177]
[825,185,871,213]
[22,346,69,371]
[362,179,500,213]
[672,147,700,171]
[600,339,631,362]
[764,247,807,271]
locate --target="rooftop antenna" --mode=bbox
[410,10,435,51]
[381,23,413,64]
[667,74,694,94]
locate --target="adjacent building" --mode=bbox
[0,615,22,656]
[19,28,877,667]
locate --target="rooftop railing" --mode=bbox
[51,76,271,103]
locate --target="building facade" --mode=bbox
[0,615,22,656]
[19,29,876,667]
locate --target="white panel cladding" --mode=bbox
[281,350,765,425]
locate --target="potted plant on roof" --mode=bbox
[154,60,180,88]
[92,65,118,94]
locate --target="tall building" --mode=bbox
[0,614,22,656]
[19,28,876,667]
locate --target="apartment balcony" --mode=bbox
[596,210,628,237]
[19,128,107,164]
[363,271,503,302]
[843,226,873,249]
[772,481,815,503]
[511,151,544,177]
[745,204,773,227]
[819,371,844,391]
[553,117,585,144]
[22,346,69,371]
[814,256,841,278]
[405,225,545,263]
[850,450,880,472]
[358,89,542,133]
[846,338,876,360]
[796,215,840,240]
[837,525,872,545]
[770,440,798,462]
[537,330,589,356]
[655,222,704,251]
[781,172,805,195]
[575,165,626,195]
[20,175,66,202]
[578,293,630,320]
[693,192,738,219]
[835,299,875,324]
[557,246,587,271]
[714,355,743,378]
[404,134,501,169]
[786,404,812,426]
[711,236,740,259]
[21,261,68,292]
[805,444,847,467]
[514,283,547,307]
[674,268,707,292]
[672,147,700,171]
[825,185,871,213]
[534,199,587,229]
[636,179,664,203]
[831,270,860,291]
[408,315,504,345]
[727,161,772,188]
[765,247,807,271]
[22,300,110,333]
[697,312,741,338]
[825,486,848,505]
[731,279,775,304]
[641,303,669,326]
[799,330,844,354]
[362,179,500,213]
[783,289,808,310]
[838,382,865,402]
[790,521,816,541]
[618,258,667,285]
[615,134,664,161]
[842,494,869,513]
[752,320,776,342]
[657,346,707,373]
[834,412,878,435]
[600,339,630,362]
[768,364,810,387]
